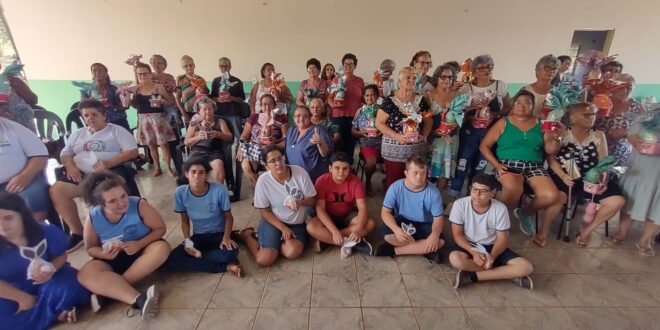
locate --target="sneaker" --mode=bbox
[90,294,109,313]
[374,242,395,257]
[423,250,442,264]
[314,240,330,253]
[66,234,84,253]
[512,276,534,290]
[453,270,473,289]
[514,208,535,236]
[352,239,373,256]
[131,285,159,320]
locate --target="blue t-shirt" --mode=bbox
[90,196,151,242]
[174,182,230,234]
[383,179,444,222]
[285,124,333,182]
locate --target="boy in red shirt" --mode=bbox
[307,152,376,257]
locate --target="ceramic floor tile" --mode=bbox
[252,308,309,330]
[268,248,315,274]
[308,308,363,330]
[453,277,510,307]
[81,302,142,330]
[136,308,204,330]
[516,248,573,273]
[617,307,660,329]
[626,273,660,304]
[208,271,268,308]
[514,307,577,329]
[396,255,452,274]
[495,274,562,307]
[358,272,411,307]
[196,308,257,330]
[414,307,472,330]
[464,307,527,330]
[402,273,461,307]
[566,307,637,330]
[590,248,655,273]
[355,255,400,273]
[260,271,312,308]
[313,248,357,274]
[579,274,660,307]
[49,306,94,330]
[155,272,221,308]
[361,307,418,330]
[541,274,609,307]
[311,273,360,307]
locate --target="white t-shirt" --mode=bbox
[253,165,316,225]
[61,123,137,174]
[459,80,509,109]
[449,197,510,245]
[0,118,48,183]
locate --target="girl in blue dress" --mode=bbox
[0,192,89,330]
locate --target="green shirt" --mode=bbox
[496,117,544,162]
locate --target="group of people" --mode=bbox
[0,50,658,329]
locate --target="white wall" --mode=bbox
[3,0,659,83]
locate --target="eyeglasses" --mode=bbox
[136,72,151,76]
[266,155,285,165]
[470,187,492,195]
[417,61,433,67]
[542,65,559,72]
[219,64,231,68]
[475,65,494,72]
[438,75,455,80]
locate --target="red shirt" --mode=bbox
[315,172,365,217]
[330,75,365,118]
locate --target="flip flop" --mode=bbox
[575,233,589,248]
[603,236,624,247]
[238,227,256,240]
[636,243,655,257]
[532,236,547,248]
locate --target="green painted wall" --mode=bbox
[27,80,659,128]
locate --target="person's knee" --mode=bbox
[281,241,304,259]
[145,240,171,260]
[256,252,277,267]
[604,196,626,210]
[518,258,534,275]
[449,251,468,268]
[306,218,322,235]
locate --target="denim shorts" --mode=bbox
[258,219,307,251]
[379,216,442,241]
[450,244,520,267]
[0,173,50,212]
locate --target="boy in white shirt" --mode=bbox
[449,174,534,290]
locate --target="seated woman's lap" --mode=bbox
[1,174,50,213]
[550,171,624,203]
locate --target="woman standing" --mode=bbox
[249,62,293,115]
[296,58,329,106]
[81,63,130,131]
[149,54,179,124]
[523,55,560,118]
[410,51,433,94]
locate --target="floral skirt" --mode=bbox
[430,136,458,179]
[135,113,175,145]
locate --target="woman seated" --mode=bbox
[76,171,170,319]
[0,192,89,329]
[50,99,139,252]
[0,117,50,221]
[522,55,560,118]
[376,66,432,189]
[479,90,563,247]
[309,97,340,144]
[184,97,233,185]
[237,145,316,267]
[352,84,382,195]
[548,103,625,247]
[284,106,333,183]
[165,157,242,276]
[238,94,288,185]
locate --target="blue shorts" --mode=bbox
[379,216,443,241]
[450,244,520,267]
[257,219,307,251]
[0,173,50,213]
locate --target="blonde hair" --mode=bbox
[398,66,415,82]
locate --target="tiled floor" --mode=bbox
[53,167,660,330]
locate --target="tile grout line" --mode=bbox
[194,273,224,329]
[394,257,421,330]
[354,254,366,330]
[308,252,315,329]
[251,267,272,330]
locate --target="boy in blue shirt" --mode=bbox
[165,157,242,276]
[375,156,445,263]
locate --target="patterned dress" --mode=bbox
[380,95,430,163]
[594,100,642,166]
[429,100,458,179]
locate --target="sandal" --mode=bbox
[603,236,624,247]
[58,307,77,323]
[532,236,547,248]
[575,233,589,248]
[152,169,163,177]
[636,242,655,257]
[228,262,244,278]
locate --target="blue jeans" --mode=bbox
[331,116,356,165]
[165,232,239,273]
[1,173,50,213]
[450,126,488,195]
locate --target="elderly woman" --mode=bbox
[0,117,49,221]
[0,63,38,132]
[523,55,561,118]
[76,171,169,319]
[376,66,433,188]
[309,97,340,144]
[552,55,572,86]
[451,55,512,197]
[548,103,625,247]
[296,58,329,106]
[378,59,397,102]
[149,54,179,125]
[237,145,316,267]
[328,53,365,165]
[210,57,246,117]
[238,94,288,185]
[479,90,563,246]
[0,193,89,329]
[352,84,382,195]
[132,63,177,177]
[410,50,434,94]
[81,63,130,132]
[184,97,233,185]
[249,62,293,115]
[49,99,139,252]
[321,63,336,84]
[594,74,642,166]
[285,106,333,182]
[426,64,460,191]
[606,106,660,256]
[175,55,206,123]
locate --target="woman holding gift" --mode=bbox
[296,58,329,106]
[376,66,432,188]
[321,63,336,84]
[410,50,434,94]
[132,63,177,177]
[76,171,169,319]
[285,106,333,182]
[0,192,89,330]
[175,55,206,123]
[310,97,340,144]
[238,94,288,185]
[249,62,293,115]
[479,90,563,246]
[81,63,130,132]
[149,55,179,125]
[594,74,642,166]
[547,103,625,247]
[606,105,660,256]
[352,84,383,195]
[523,55,561,118]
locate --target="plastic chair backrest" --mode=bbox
[33,108,66,140]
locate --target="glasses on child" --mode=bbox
[266,155,285,165]
[470,187,492,195]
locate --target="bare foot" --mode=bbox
[152,169,163,177]
[58,308,77,323]
[167,167,178,177]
